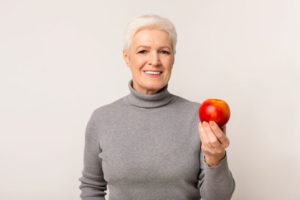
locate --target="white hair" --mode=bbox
[123,14,177,52]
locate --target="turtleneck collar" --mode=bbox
[125,80,174,108]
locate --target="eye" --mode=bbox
[137,50,147,54]
[160,50,171,55]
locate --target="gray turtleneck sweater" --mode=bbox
[79,81,235,200]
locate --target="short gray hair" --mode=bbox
[123,14,177,52]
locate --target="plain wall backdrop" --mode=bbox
[0,0,299,199]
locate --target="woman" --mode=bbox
[79,15,235,200]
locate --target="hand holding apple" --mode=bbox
[199,121,230,166]
[198,99,231,166]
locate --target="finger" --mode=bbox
[209,121,230,148]
[198,122,204,141]
[199,123,209,145]
[199,123,214,150]
[203,121,221,148]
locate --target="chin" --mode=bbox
[133,77,169,94]
[144,82,166,92]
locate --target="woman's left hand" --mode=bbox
[198,121,230,167]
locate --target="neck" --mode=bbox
[125,80,174,108]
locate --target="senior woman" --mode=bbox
[79,15,235,200]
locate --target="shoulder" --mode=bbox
[170,94,201,127]
[172,94,200,111]
[90,96,127,121]
[169,94,200,122]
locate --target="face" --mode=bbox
[123,28,175,95]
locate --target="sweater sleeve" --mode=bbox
[79,111,107,200]
[198,152,235,200]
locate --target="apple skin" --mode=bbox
[199,99,231,127]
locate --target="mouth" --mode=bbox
[143,70,163,78]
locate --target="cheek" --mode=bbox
[130,59,144,74]
[164,58,174,70]
[131,58,145,69]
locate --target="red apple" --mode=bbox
[199,99,231,127]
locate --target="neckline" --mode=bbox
[125,80,174,108]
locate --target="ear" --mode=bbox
[172,54,175,66]
[123,50,130,66]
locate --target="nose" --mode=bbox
[148,52,161,66]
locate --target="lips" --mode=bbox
[143,70,163,75]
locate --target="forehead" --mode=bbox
[131,28,172,48]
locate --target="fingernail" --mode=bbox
[209,121,214,126]
[203,121,208,127]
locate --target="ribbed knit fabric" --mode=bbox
[79,80,235,200]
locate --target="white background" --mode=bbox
[0,0,299,199]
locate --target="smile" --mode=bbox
[144,71,162,75]
[143,71,163,78]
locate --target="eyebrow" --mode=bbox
[136,45,171,49]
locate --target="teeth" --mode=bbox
[145,71,161,75]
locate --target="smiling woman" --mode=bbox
[79,14,235,200]
[123,28,174,95]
